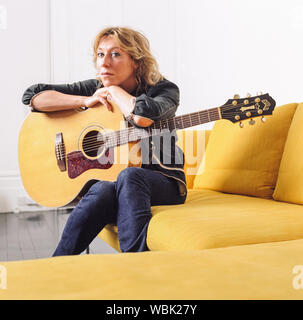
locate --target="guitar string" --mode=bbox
[78,100,267,146]
[57,101,269,157]
[63,108,267,156]
[80,106,264,151]
[76,113,263,155]
[57,113,265,160]
[58,110,266,158]
[57,112,213,157]
[79,110,220,151]
[75,98,267,147]
[79,108,245,148]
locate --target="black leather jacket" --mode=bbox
[22,79,187,196]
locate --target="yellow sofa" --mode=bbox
[1,102,303,300]
[100,102,303,253]
[1,239,303,300]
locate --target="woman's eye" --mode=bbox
[97,52,120,58]
[111,52,120,57]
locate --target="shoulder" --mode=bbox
[81,78,100,86]
[76,78,101,90]
[148,79,179,92]
[65,78,101,96]
[144,79,179,98]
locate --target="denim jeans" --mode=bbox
[53,167,186,256]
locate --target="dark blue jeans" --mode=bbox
[53,167,186,256]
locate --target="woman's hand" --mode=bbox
[85,85,138,118]
[84,87,113,111]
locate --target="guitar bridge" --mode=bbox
[55,133,66,171]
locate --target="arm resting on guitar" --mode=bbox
[30,90,89,112]
[22,79,100,112]
[22,79,178,128]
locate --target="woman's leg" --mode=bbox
[116,167,186,252]
[53,180,117,256]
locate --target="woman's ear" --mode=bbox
[132,59,139,71]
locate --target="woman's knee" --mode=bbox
[116,167,144,185]
[87,180,115,196]
[76,180,117,223]
[116,167,151,201]
[83,180,116,207]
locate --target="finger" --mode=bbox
[99,97,112,112]
[106,94,113,111]
[93,88,109,98]
[85,96,100,108]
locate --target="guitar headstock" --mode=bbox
[220,93,276,126]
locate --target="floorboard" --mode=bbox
[0,210,117,261]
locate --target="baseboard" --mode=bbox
[0,171,65,213]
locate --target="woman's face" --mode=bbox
[96,35,137,92]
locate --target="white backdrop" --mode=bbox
[1,0,303,212]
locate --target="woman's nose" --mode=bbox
[101,54,111,67]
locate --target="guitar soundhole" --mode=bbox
[82,130,105,157]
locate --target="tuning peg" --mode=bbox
[261,116,266,123]
[233,94,240,99]
[249,119,255,125]
[239,121,244,128]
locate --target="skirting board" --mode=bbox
[0,171,72,213]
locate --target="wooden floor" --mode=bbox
[0,209,117,261]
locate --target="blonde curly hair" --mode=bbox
[93,26,163,91]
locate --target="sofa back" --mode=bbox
[273,102,303,204]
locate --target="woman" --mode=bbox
[22,26,187,255]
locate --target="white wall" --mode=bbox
[0,0,50,212]
[50,0,303,113]
[1,0,303,212]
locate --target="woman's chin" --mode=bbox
[102,80,117,87]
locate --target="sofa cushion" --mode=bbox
[193,103,298,198]
[2,239,303,299]
[146,189,303,251]
[273,103,303,204]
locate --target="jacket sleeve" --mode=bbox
[21,79,100,105]
[132,80,180,121]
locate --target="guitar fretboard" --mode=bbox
[104,107,221,149]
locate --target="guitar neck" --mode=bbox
[152,107,221,131]
[105,107,221,148]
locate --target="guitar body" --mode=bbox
[18,104,140,208]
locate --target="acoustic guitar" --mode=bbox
[18,93,275,208]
